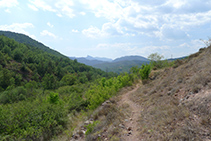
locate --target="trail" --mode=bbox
[118,84,142,141]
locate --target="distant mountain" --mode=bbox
[93,60,149,73]
[86,55,113,62]
[69,57,105,66]
[113,55,149,62]
[70,55,150,73]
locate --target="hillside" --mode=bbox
[0,33,125,140]
[93,60,149,73]
[72,46,211,140]
[0,30,64,58]
[70,55,150,73]
[113,55,149,62]
[69,57,106,66]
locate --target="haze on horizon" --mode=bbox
[0,0,211,59]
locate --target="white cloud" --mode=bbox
[5,9,11,13]
[79,0,211,41]
[28,4,39,11]
[72,29,79,33]
[0,0,18,8]
[80,11,86,15]
[47,22,54,28]
[80,0,124,20]
[0,23,35,39]
[40,30,57,39]
[29,0,56,12]
[155,24,189,40]
[55,0,75,18]
[82,22,125,38]
[82,26,106,38]
[28,0,76,18]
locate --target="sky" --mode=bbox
[0,0,211,59]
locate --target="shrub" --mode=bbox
[48,92,59,104]
[0,99,68,140]
[140,64,151,80]
[85,121,100,135]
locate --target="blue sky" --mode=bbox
[0,0,211,59]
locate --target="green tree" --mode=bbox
[61,74,77,86]
[42,73,57,90]
[148,53,164,69]
[0,51,6,67]
[140,64,151,80]
[13,48,23,62]
[48,92,59,104]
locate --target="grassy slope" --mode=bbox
[131,46,211,140]
[84,47,211,140]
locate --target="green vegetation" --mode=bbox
[0,31,64,58]
[85,73,136,110]
[85,121,100,135]
[0,34,139,140]
[93,60,149,73]
[148,53,174,70]
[140,64,151,80]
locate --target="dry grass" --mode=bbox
[69,46,211,141]
[129,46,211,140]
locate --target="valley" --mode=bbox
[0,31,210,141]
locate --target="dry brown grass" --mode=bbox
[129,46,211,140]
[73,46,211,141]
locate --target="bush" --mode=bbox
[140,64,151,80]
[85,121,100,135]
[0,86,27,104]
[0,99,68,140]
[47,92,59,104]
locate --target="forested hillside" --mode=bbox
[0,31,64,58]
[70,55,150,73]
[0,34,139,140]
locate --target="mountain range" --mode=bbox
[69,55,150,73]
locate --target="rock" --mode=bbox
[125,119,129,122]
[102,100,111,106]
[186,96,190,99]
[84,120,93,125]
[81,130,86,134]
[104,138,108,141]
[73,134,79,139]
[127,127,132,131]
[119,124,125,128]
[78,130,84,137]
[84,120,90,125]
[127,131,132,136]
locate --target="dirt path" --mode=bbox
[118,84,142,141]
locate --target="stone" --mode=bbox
[127,127,132,131]
[127,131,132,136]
[119,124,125,128]
[84,120,90,125]
[73,134,78,139]
[102,100,111,106]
